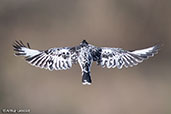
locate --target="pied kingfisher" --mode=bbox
[13,40,160,85]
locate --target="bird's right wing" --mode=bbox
[13,40,78,71]
[99,45,160,69]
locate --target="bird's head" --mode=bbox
[81,40,88,45]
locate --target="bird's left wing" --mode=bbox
[99,45,160,69]
[13,40,77,70]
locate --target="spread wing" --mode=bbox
[99,45,160,69]
[13,40,77,71]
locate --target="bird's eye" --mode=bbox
[62,52,65,54]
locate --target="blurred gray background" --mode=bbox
[0,0,171,114]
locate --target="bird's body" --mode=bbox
[13,40,160,85]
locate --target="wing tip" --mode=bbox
[151,43,161,55]
[153,43,160,50]
[12,40,31,49]
[13,40,31,56]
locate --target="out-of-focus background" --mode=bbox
[0,0,171,114]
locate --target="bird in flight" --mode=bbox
[13,40,160,85]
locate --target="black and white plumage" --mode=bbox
[13,40,160,85]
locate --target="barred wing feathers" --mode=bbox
[13,41,76,71]
[99,45,160,69]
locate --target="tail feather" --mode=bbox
[82,72,92,85]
